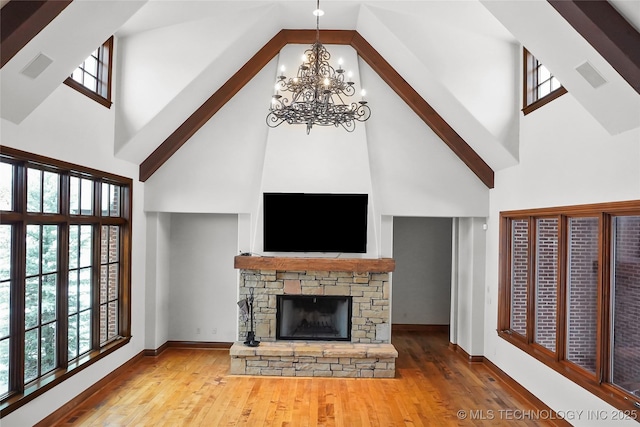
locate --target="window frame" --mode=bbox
[498,200,640,414]
[63,36,114,109]
[522,47,567,115]
[0,146,131,417]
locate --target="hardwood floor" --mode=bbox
[50,332,557,426]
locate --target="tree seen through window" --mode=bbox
[0,147,131,416]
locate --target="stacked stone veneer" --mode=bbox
[229,341,398,378]
[233,264,397,378]
[238,270,391,344]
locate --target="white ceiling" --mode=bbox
[115,0,516,40]
[2,0,638,176]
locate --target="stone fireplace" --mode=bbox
[230,256,398,377]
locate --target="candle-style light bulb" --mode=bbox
[280,65,286,73]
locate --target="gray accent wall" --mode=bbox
[168,213,239,342]
[392,217,452,325]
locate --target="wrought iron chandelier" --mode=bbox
[266,0,371,134]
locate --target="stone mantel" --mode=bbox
[233,256,395,273]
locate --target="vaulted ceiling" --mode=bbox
[2,0,639,187]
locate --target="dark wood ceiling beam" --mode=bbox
[1,0,73,68]
[139,29,494,188]
[548,0,640,95]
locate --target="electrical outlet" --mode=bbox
[196,327,201,335]
[212,328,217,335]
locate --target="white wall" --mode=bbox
[392,217,452,325]
[451,217,486,356]
[142,59,272,215]
[255,44,379,258]
[0,0,146,124]
[143,44,491,261]
[114,3,280,164]
[361,61,490,219]
[141,35,494,355]
[144,212,171,350]
[168,214,239,342]
[484,92,640,426]
[357,4,519,172]
[481,0,640,136]
[1,83,147,426]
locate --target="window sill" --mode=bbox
[522,87,567,115]
[63,78,112,109]
[498,331,640,415]
[0,336,131,418]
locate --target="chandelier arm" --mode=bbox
[266,0,370,133]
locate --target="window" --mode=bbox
[63,37,113,108]
[0,146,131,417]
[522,48,567,115]
[498,201,640,415]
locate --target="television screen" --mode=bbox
[263,193,368,253]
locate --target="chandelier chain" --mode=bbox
[316,0,320,41]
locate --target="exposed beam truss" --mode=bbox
[139,30,494,188]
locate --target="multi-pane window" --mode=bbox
[522,48,567,115]
[63,37,113,108]
[534,217,557,353]
[611,215,640,397]
[100,224,120,344]
[24,224,59,383]
[0,147,131,417]
[0,224,11,397]
[533,62,561,99]
[510,219,528,336]
[67,224,92,361]
[499,201,640,414]
[566,216,599,374]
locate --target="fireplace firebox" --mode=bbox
[276,295,352,341]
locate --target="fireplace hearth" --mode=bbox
[277,295,352,341]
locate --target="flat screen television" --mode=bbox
[263,193,368,253]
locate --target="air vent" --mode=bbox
[575,61,607,89]
[20,53,53,79]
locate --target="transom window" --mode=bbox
[522,48,567,115]
[63,37,113,108]
[498,200,640,414]
[0,146,131,417]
